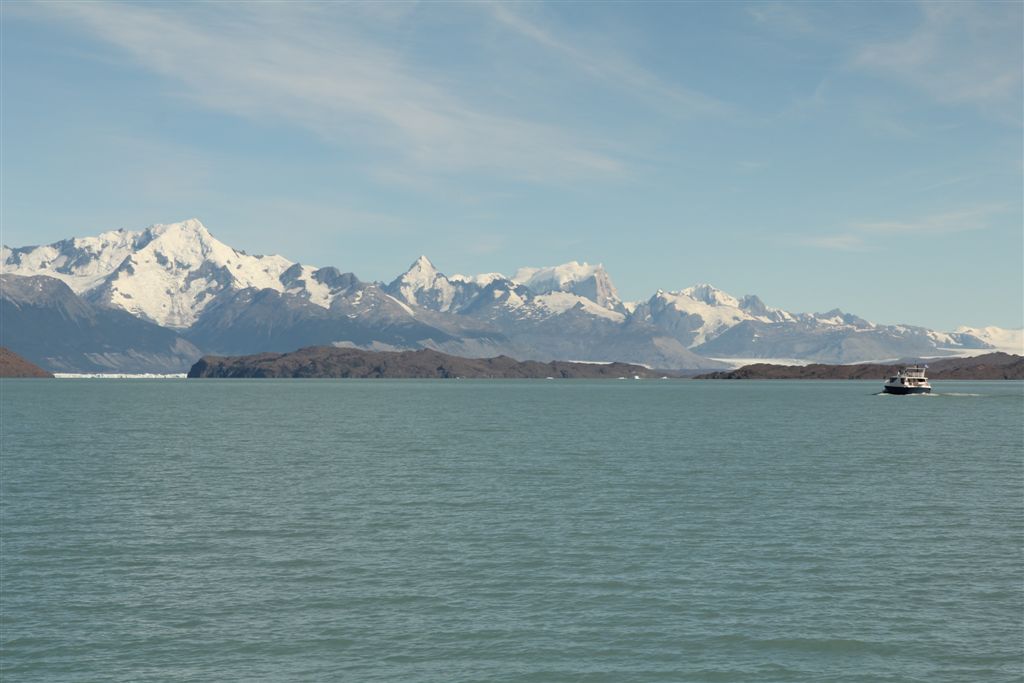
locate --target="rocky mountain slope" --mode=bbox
[0,274,199,373]
[4,218,1020,373]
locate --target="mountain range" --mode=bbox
[2,218,1020,373]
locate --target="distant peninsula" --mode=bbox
[0,347,54,378]
[187,346,668,379]
[694,353,1023,380]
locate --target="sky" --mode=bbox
[2,0,1022,330]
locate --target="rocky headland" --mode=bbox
[694,353,1023,380]
[188,346,669,379]
[0,347,54,378]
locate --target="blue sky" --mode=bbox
[3,1,1022,330]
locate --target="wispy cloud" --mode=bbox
[32,1,625,183]
[852,1,1023,122]
[802,204,1008,251]
[915,175,974,193]
[244,198,409,239]
[738,160,769,173]
[746,2,818,34]
[853,204,1007,235]
[798,234,870,252]
[484,2,726,118]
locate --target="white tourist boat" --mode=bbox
[883,365,932,395]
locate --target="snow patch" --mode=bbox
[533,292,625,321]
[385,294,416,316]
[513,261,602,289]
[450,272,504,287]
[283,265,332,308]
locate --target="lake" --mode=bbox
[2,379,1022,681]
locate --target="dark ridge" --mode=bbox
[694,353,1023,380]
[0,347,54,377]
[188,346,668,379]
[0,273,200,373]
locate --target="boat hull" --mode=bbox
[883,385,931,395]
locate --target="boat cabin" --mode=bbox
[886,365,928,386]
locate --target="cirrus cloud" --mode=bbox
[853,1,1023,122]
[29,1,632,184]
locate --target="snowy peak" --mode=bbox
[644,288,750,346]
[449,271,505,287]
[681,283,740,308]
[637,284,796,347]
[387,255,453,311]
[412,254,436,270]
[4,218,297,328]
[3,226,151,291]
[4,218,225,291]
[512,261,622,310]
[395,255,440,287]
[738,294,768,316]
[512,260,599,288]
[147,217,210,240]
[94,219,295,327]
[385,255,495,314]
[135,220,222,268]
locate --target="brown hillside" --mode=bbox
[0,347,54,378]
[188,346,668,379]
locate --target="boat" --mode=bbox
[883,365,932,395]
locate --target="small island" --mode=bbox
[694,352,1023,380]
[188,346,668,379]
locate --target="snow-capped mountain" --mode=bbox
[0,273,200,373]
[3,218,1019,372]
[950,326,1024,355]
[384,256,496,313]
[1,218,426,329]
[385,256,626,322]
[631,286,795,348]
[2,219,293,328]
[384,257,630,329]
[512,261,623,311]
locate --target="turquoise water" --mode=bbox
[2,379,1022,682]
